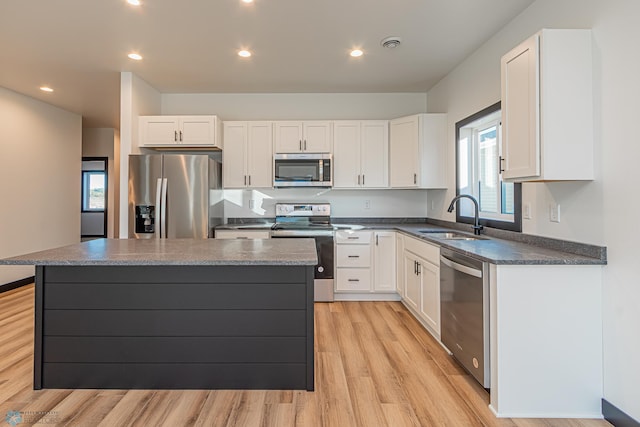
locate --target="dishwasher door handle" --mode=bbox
[440,256,482,278]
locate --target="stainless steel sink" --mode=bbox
[418,230,486,241]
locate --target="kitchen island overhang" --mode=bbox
[1,238,317,391]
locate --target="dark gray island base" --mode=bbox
[5,239,317,391]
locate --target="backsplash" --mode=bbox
[222,188,429,219]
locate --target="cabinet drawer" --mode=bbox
[404,235,439,265]
[335,230,372,244]
[336,268,371,291]
[336,245,371,267]
[215,230,270,239]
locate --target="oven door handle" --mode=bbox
[440,256,482,278]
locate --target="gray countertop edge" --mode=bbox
[0,259,316,266]
[218,217,607,266]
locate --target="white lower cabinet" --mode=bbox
[401,235,440,338]
[214,230,270,239]
[373,231,396,291]
[334,230,398,299]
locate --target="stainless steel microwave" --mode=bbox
[274,153,332,187]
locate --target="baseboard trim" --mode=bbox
[603,399,640,427]
[0,276,34,294]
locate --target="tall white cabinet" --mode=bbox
[389,113,447,189]
[223,121,273,188]
[501,29,593,181]
[333,120,388,189]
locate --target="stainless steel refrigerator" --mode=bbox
[128,154,223,239]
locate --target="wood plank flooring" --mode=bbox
[0,284,611,427]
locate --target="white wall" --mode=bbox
[82,128,120,238]
[118,72,161,238]
[426,0,639,419]
[224,188,428,219]
[0,87,81,284]
[162,93,427,120]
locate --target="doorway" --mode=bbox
[81,157,108,240]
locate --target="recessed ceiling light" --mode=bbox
[40,86,54,93]
[238,50,252,58]
[350,49,364,57]
[241,0,254,3]
[127,0,141,5]
[128,53,143,60]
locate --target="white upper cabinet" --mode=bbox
[389,113,447,189]
[501,29,593,181]
[223,121,273,188]
[139,115,221,148]
[333,120,388,189]
[274,121,332,153]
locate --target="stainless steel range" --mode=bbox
[271,203,334,302]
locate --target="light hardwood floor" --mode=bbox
[0,284,611,427]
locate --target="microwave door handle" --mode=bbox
[155,178,162,239]
[160,178,168,239]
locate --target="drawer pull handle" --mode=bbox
[348,279,360,282]
[347,236,359,240]
[348,255,360,258]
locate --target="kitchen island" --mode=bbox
[1,238,317,391]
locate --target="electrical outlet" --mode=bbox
[431,200,435,210]
[523,203,532,220]
[249,199,255,209]
[549,204,561,223]
[364,200,371,210]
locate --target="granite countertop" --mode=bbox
[0,238,318,266]
[216,220,606,266]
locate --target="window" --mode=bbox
[456,102,521,232]
[82,171,106,211]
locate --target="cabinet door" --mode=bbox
[223,122,248,188]
[139,116,179,146]
[247,122,273,188]
[303,121,332,153]
[403,252,421,312]
[333,121,361,188]
[361,121,388,188]
[419,259,440,336]
[390,115,420,187]
[274,122,303,153]
[501,34,540,179]
[180,116,216,145]
[373,232,396,292]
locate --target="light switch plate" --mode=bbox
[549,204,561,223]
[523,203,532,219]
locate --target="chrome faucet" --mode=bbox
[447,195,484,235]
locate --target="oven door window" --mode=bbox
[275,160,320,183]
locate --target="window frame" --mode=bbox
[455,101,522,232]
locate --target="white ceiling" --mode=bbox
[0,0,533,129]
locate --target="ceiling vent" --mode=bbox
[381,36,402,49]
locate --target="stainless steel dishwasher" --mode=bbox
[440,248,490,388]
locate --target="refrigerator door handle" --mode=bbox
[155,178,163,238]
[160,178,168,238]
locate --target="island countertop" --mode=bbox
[0,238,318,266]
